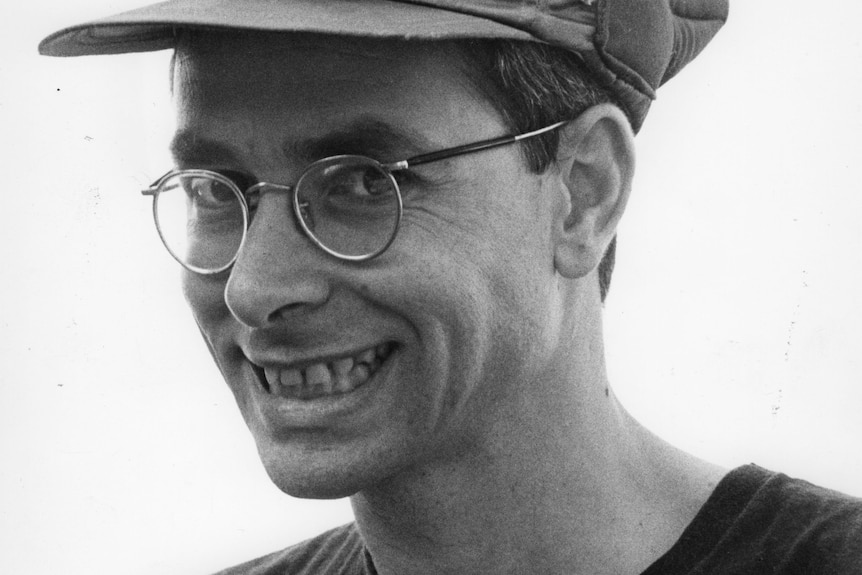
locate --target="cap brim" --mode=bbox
[39,0,539,57]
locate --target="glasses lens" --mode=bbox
[153,172,247,273]
[295,156,401,258]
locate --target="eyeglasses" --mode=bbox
[142,120,568,274]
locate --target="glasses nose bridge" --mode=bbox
[238,179,329,270]
[246,180,295,198]
[242,180,305,237]
[247,179,299,218]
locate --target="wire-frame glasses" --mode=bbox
[142,120,568,274]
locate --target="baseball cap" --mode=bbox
[38,0,728,130]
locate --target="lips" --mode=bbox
[251,342,395,400]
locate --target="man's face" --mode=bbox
[174,33,567,498]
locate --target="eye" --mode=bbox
[182,175,237,208]
[362,168,395,197]
[319,164,396,200]
[387,168,416,190]
[202,169,259,210]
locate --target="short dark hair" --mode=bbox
[460,40,624,302]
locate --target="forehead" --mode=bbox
[171,33,500,158]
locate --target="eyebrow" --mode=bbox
[169,117,437,171]
[289,118,435,163]
[169,131,242,167]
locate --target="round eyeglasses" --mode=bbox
[142,120,568,274]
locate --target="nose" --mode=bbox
[225,188,331,328]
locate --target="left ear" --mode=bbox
[551,104,635,279]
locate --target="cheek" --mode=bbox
[181,271,256,408]
[458,177,558,378]
[182,272,231,330]
[391,178,554,388]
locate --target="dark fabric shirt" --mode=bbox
[214,465,862,574]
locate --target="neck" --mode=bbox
[351,288,725,575]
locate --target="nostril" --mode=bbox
[224,256,331,328]
[268,301,318,323]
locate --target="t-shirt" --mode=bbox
[214,465,862,574]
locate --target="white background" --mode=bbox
[2,1,861,573]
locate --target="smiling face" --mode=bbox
[173,32,569,498]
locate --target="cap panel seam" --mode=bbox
[593,0,657,98]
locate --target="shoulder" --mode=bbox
[742,466,862,571]
[647,465,862,574]
[212,522,369,575]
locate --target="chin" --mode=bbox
[273,476,359,500]
[255,441,385,500]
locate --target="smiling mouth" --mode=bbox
[251,342,395,400]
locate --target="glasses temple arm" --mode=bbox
[141,170,174,196]
[389,120,569,171]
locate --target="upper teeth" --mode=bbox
[262,343,393,398]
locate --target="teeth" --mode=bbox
[333,372,352,393]
[280,368,302,387]
[332,357,354,376]
[263,367,280,391]
[305,363,330,386]
[356,348,376,365]
[305,363,333,393]
[261,367,278,392]
[332,357,354,393]
[350,363,371,387]
[259,343,394,398]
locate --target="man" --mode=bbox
[39,1,862,573]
